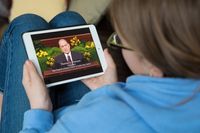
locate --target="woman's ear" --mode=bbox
[142,58,163,78]
[149,66,164,78]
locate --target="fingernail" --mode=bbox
[25,60,31,65]
[105,48,110,54]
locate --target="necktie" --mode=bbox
[67,54,71,62]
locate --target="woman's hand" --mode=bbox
[22,60,52,112]
[82,49,118,90]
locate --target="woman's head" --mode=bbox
[110,0,200,78]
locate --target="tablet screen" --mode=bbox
[31,27,103,85]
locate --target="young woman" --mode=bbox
[1,0,200,132]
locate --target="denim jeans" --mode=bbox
[0,11,90,133]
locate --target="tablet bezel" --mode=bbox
[23,25,107,87]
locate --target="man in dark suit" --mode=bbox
[52,39,84,69]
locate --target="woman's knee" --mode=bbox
[50,11,86,28]
[5,14,49,36]
[11,14,48,27]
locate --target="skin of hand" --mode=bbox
[82,49,118,90]
[22,60,52,112]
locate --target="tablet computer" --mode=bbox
[23,25,107,87]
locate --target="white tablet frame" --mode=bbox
[23,25,107,87]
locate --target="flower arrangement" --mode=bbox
[36,50,48,57]
[36,48,55,71]
[83,51,91,61]
[85,41,95,49]
[36,49,56,69]
[70,36,81,46]
[46,57,55,66]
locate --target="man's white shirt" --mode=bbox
[64,52,73,63]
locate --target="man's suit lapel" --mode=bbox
[61,53,67,62]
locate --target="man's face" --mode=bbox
[59,39,71,54]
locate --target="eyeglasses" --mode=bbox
[106,32,133,51]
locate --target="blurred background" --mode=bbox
[0,0,12,37]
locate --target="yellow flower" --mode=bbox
[46,56,55,67]
[85,45,90,49]
[50,58,55,62]
[36,52,40,57]
[85,41,95,49]
[46,61,50,65]
[70,36,81,46]
[90,42,95,48]
[86,57,90,61]
[44,52,48,56]
[37,49,49,58]
[84,52,91,61]
[70,40,75,43]
[50,62,54,66]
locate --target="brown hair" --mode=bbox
[110,0,200,78]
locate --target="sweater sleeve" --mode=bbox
[19,109,53,133]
